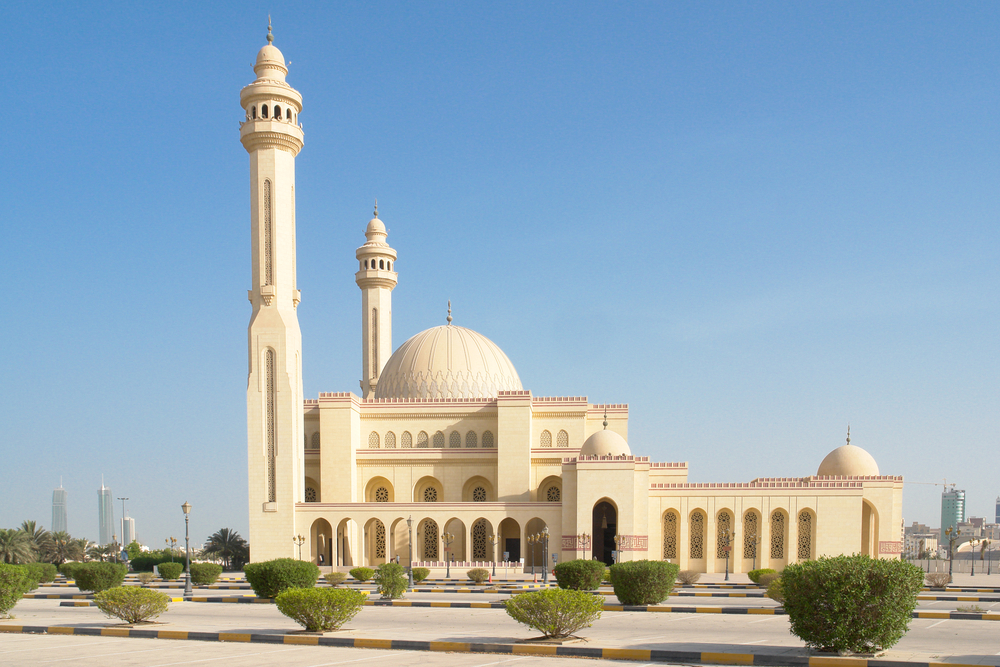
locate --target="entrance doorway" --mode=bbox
[593,501,617,565]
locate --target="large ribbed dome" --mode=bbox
[817,444,880,477]
[374,324,522,400]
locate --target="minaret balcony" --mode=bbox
[240,120,304,155]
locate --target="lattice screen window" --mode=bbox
[384,432,396,448]
[770,511,785,559]
[263,180,273,285]
[546,486,560,502]
[716,511,733,558]
[743,512,759,559]
[482,431,494,448]
[265,349,276,503]
[663,511,678,559]
[540,430,552,447]
[422,520,439,560]
[556,430,569,447]
[472,520,488,560]
[375,487,389,502]
[797,511,812,560]
[305,487,317,502]
[417,431,429,448]
[690,511,705,559]
[466,431,477,448]
[371,309,378,378]
[368,431,380,448]
[311,433,321,449]
[375,521,386,559]
[433,431,445,448]
[423,487,438,502]
[473,486,487,502]
[401,431,413,448]
[449,431,461,448]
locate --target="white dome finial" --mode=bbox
[846,424,851,445]
[447,300,452,324]
[373,198,378,218]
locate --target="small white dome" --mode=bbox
[374,324,522,400]
[817,444,880,476]
[254,42,287,81]
[580,429,631,457]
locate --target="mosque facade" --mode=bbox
[242,31,904,572]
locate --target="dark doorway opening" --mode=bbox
[593,501,617,565]
[505,538,521,563]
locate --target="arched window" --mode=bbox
[374,487,389,502]
[251,106,257,119]
[379,259,384,269]
[716,511,733,558]
[423,487,438,502]
[305,487,317,502]
[472,486,487,502]
[663,510,679,559]
[546,486,560,502]
[368,431,380,448]
[422,519,439,560]
[311,432,321,449]
[375,521,386,559]
[371,309,378,378]
[466,431,478,448]
[401,431,413,448]
[557,430,569,447]
[472,519,489,560]
[798,511,813,560]
[273,104,280,119]
[540,430,552,447]
[265,348,276,503]
[770,511,786,559]
[285,107,291,120]
[262,105,268,118]
[384,431,396,448]
[690,510,705,559]
[449,431,462,448]
[364,259,368,269]
[417,431,429,448]
[743,511,760,559]
[387,261,391,270]
[482,431,494,448]
[433,431,445,448]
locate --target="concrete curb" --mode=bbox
[0,624,987,667]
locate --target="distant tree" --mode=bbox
[42,532,86,565]
[86,543,116,563]
[19,520,51,560]
[0,529,35,564]
[126,541,143,560]
[202,528,250,570]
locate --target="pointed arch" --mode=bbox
[689,509,706,559]
[797,509,815,560]
[662,509,679,560]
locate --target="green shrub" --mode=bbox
[190,563,223,585]
[609,560,679,606]
[603,567,611,582]
[766,577,784,604]
[758,572,781,588]
[324,572,347,587]
[0,564,32,617]
[138,572,155,585]
[158,562,184,580]
[94,586,170,624]
[553,559,606,591]
[374,562,408,599]
[411,567,430,583]
[244,558,320,599]
[925,572,951,588]
[676,570,700,586]
[24,563,57,585]
[59,562,83,581]
[505,589,603,638]
[781,554,923,653]
[467,568,490,584]
[275,587,366,632]
[349,567,374,583]
[74,563,128,593]
[748,568,776,584]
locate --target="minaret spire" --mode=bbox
[267,16,273,43]
[447,300,452,324]
[847,425,851,445]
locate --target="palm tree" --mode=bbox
[20,520,51,560]
[42,532,86,565]
[202,528,249,570]
[0,529,35,564]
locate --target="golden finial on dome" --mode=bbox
[373,199,378,218]
[603,408,608,429]
[846,425,851,445]
[447,300,452,324]
[267,16,273,43]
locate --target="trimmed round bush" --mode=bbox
[59,562,84,581]
[275,587,366,632]
[349,567,374,583]
[781,554,923,653]
[158,562,184,581]
[138,572,156,585]
[505,589,603,638]
[609,560,679,606]
[748,568,776,584]
[190,563,223,585]
[467,568,490,584]
[0,564,32,617]
[553,559,605,591]
[94,586,170,624]
[24,563,57,585]
[411,567,430,583]
[245,558,320,599]
[766,577,784,604]
[758,572,781,588]
[676,570,701,586]
[75,563,128,593]
[324,572,347,587]
[374,562,408,599]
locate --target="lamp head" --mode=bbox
[181,502,191,515]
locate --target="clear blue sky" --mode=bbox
[2,2,997,547]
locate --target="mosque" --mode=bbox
[241,28,904,573]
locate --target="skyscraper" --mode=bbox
[121,516,135,546]
[941,488,966,542]
[51,481,67,534]
[98,479,114,545]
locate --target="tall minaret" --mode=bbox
[355,203,398,398]
[240,22,305,561]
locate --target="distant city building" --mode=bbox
[98,480,114,545]
[941,488,966,542]
[121,516,135,546]
[995,496,999,524]
[51,483,67,534]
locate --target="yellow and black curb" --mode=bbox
[0,624,987,667]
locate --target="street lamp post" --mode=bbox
[294,534,305,560]
[406,516,413,588]
[946,527,961,579]
[971,538,979,577]
[541,527,550,583]
[722,529,736,581]
[441,532,455,578]
[613,534,622,565]
[181,502,192,598]
[751,534,761,571]
[489,534,500,578]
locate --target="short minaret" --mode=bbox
[240,22,305,561]
[355,202,398,398]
